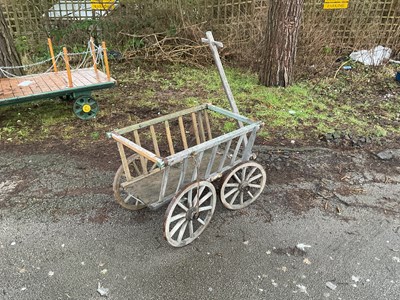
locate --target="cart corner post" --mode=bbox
[101,41,111,81]
[62,47,73,88]
[48,38,58,73]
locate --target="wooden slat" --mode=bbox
[27,75,51,93]
[197,111,206,142]
[134,130,148,175]
[149,125,161,157]
[117,142,132,181]
[204,110,213,140]
[0,77,14,98]
[191,112,201,145]
[178,116,188,150]
[176,158,189,193]
[165,120,175,155]
[218,140,232,171]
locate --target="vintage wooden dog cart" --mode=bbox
[108,32,266,247]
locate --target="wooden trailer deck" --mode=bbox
[0,68,116,106]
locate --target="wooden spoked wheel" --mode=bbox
[220,161,266,210]
[164,181,217,247]
[113,154,152,211]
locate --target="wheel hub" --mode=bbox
[82,104,91,113]
[238,181,250,192]
[186,207,199,220]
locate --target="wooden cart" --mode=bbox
[108,32,266,247]
[0,39,116,120]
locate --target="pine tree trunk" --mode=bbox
[0,8,23,77]
[259,0,304,87]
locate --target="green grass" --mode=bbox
[1,62,399,146]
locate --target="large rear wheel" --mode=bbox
[220,161,266,210]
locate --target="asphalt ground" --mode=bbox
[0,146,399,299]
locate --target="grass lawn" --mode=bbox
[0,61,399,148]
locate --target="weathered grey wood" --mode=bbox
[202,32,242,117]
[191,112,201,145]
[191,151,205,181]
[197,111,206,142]
[114,104,207,135]
[176,158,189,193]
[165,123,257,166]
[231,135,245,164]
[207,104,256,125]
[159,166,171,202]
[218,140,232,171]
[242,127,258,160]
[205,145,219,178]
[204,110,213,140]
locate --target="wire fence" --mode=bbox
[0,0,399,53]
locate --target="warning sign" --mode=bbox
[323,0,349,10]
[91,0,116,11]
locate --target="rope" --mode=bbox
[0,39,108,78]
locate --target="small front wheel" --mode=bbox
[220,161,266,210]
[113,155,147,211]
[164,181,216,247]
[73,95,99,120]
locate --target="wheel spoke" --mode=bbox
[188,190,193,207]
[123,194,132,204]
[225,187,239,198]
[197,218,205,225]
[225,183,239,188]
[246,167,257,181]
[233,173,242,183]
[242,166,247,181]
[240,192,244,205]
[248,173,263,183]
[170,218,186,237]
[177,221,188,243]
[248,183,261,189]
[198,205,213,212]
[247,190,254,199]
[170,212,186,223]
[199,191,213,206]
[177,201,189,211]
[229,190,240,205]
[189,220,194,237]
[132,162,141,174]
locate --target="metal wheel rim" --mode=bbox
[164,181,216,247]
[220,161,266,210]
[113,154,147,211]
[73,96,99,120]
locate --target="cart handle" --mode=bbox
[201,31,240,117]
[109,132,165,168]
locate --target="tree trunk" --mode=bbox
[0,8,23,77]
[259,0,304,87]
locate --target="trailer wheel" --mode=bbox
[73,95,99,120]
[220,161,266,210]
[164,181,216,247]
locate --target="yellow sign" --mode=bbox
[91,0,116,11]
[323,0,349,10]
[324,0,349,2]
